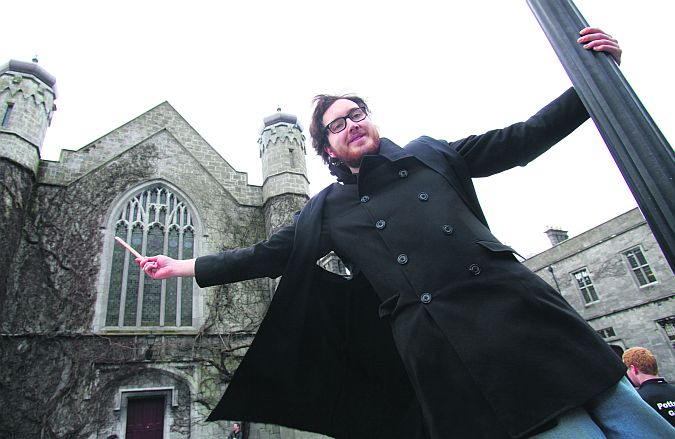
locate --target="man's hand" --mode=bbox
[137,255,196,280]
[578,27,622,65]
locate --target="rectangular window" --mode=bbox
[2,103,14,128]
[623,247,657,286]
[597,327,616,339]
[572,268,599,304]
[288,148,296,168]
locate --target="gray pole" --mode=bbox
[526,0,674,271]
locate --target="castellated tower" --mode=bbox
[0,60,57,297]
[258,109,309,236]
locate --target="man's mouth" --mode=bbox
[349,133,365,143]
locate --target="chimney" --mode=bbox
[544,227,569,246]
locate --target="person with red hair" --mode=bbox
[623,347,675,427]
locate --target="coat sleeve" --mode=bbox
[451,87,589,177]
[194,214,297,287]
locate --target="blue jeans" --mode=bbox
[531,377,675,438]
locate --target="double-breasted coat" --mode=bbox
[197,88,626,438]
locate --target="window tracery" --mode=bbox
[105,185,195,328]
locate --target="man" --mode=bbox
[138,28,673,438]
[227,422,243,439]
[623,347,675,427]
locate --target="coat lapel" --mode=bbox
[380,137,489,228]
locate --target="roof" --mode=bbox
[0,59,57,93]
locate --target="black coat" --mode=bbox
[197,88,626,438]
[637,378,675,426]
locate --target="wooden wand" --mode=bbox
[114,236,143,259]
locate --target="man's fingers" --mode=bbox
[146,262,157,272]
[583,41,619,53]
[138,260,158,276]
[580,27,611,37]
[578,33,622,65]
[578,34,618,45]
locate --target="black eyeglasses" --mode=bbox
[324,107,367,134]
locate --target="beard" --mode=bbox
[343,152,371,169]
[337,130,381,170]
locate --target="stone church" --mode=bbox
[0,59,322,439]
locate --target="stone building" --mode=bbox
[524,208,675,379]
[0,60,322,439]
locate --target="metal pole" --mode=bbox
[526,0,675,271]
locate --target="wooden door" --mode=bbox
[126,396,164,439]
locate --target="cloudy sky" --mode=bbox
[3,0,672,257]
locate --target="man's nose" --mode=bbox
[346,118,360,131]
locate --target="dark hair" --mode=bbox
[309,94,370,164]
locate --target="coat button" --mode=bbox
[468,264,481,276]
[397,254,408,265]
[418,192,429,201]
[360,195,370,203]
[398,169,408,178]
[441,224,454,235]
[420,292,432,304]
[375,220,386,230]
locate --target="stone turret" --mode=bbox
[258,108,309,236]
[0,59,57,298]
[0,59,57,173]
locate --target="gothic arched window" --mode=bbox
[105,184,196,328]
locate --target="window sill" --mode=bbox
[98,328,199,336]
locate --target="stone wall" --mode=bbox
[0,333,255,439]
[0,132,40,172]
[0,160,33,304]
[2,141,159,332]
[263,194,308,237]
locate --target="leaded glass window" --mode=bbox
[656,316,675,349]
[656,316,675,341]
[106,185,196,328]
[623,247,657,286]
[572,268,599,305]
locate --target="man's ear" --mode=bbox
[324,146,336,158]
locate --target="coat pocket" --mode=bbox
[476,240,523,259]
[378,293,401,318]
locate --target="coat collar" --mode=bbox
[378,138,412,161]
[328,138,409,184]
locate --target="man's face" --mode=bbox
[233,423,240,432]
[323,99,380,171]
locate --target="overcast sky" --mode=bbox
[3,0,672,257]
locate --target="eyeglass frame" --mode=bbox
[324,106,368,134]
